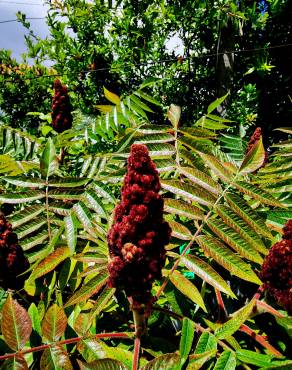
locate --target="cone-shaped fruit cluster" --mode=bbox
[51,79,73,133]
[261,220,292,313]
[246,127,268,166]
[0,214,29,290]
[107,144,171,307]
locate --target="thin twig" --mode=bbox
[0,332,132,361]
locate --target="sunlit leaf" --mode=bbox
[1,295,32,351]
[215,299,255,339]
[42,304,67,342]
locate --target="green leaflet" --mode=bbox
[21,229,49,251]
[10,204,45,228]
[187,350,217,369]
[239,136,266,174]
[40,138,58,179]
[82,190,107,218]
[0,191,45,204]
[179,318,195,366]
[180,254,235,298]
[64,213,78,255]
[198,152,234,183]
[2,176,46,188]
[64,271,109,307]
[207,218,263,264]
[234,181,285,208]
[14,216,47,239]
[134,132,174,144]
[213,350,236,370]
[196,235,262,285]
[161,179,216,207]
[164,198,204,220]
[215,299,255,339]
[168,220,192,240]
[194,332,217,354]
[168,270,207,312]
[179,166,222,195]
[215,205,268,255]
[225,192,274,240]
[48,177,90,187]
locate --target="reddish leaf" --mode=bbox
[2,354,29,370]
[40,345,73,370]
[42,304,67,342]
[1,295,32,351]
[29,247,71,281]
[77,359,127,370]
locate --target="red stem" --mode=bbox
[132,337,141,370]
[0,332,132,361]
[215,289,227,321]
[240,324,283,357]
[256,300,285,318]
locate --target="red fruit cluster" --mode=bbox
[51,79,73,133]
[0,214,29,290]
[261,220,292,313]
[246,127,268,166]
[107,144,171,307]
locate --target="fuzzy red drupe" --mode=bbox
[107,144,171,308]
[51,79,73,133]
[261,220,292,313]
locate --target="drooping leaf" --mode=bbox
[239,136,265,174]
[215,299,255,339]
[28,303,42,336]
[40,345,73,370]
[168,270,206,312]
[196,235,262,284]
[1,295,32,351]
[40,138,58,179]
[64,272,109,307]
[83,190,107,218]
[29,247,71,281]
[179,318,195,366]
[213,350,236,370]
[42,304,67,342]
[180,255,235,297]
[21,229,49,251]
